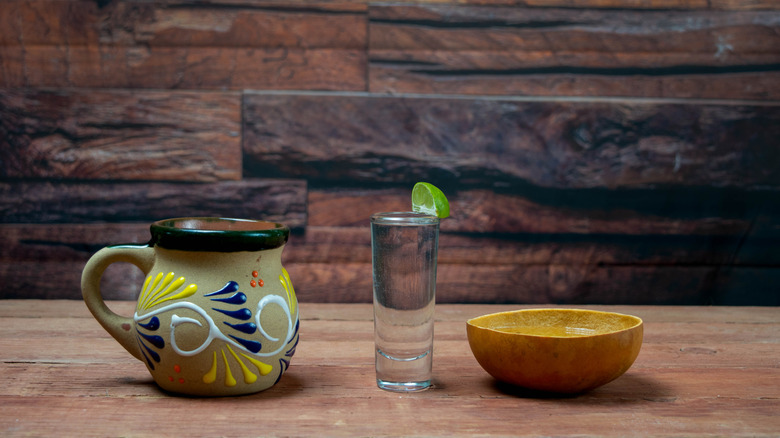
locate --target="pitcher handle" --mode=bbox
[81,244,155,362]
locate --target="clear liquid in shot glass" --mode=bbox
[371,213,438,391]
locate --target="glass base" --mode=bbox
[377,379,432,392]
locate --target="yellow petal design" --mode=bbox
[202,351,218,384]
[221,350,237,387]
[137,272,198,311]
[139,273,153,303]
[241,353,273,376]
[227,345,258,384]
[280,267,297,315]
[147,272,176,307]
[147,283,198,309]
[138,272,164,310]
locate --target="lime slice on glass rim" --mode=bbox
[412,182,450,219]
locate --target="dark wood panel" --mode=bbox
[0,222,745,269]
[368,6,780,99]
[0,47,23,85]
[1,0,777,307]
[712,267,780,306]
[369,52,780,99]
[0,223,761,303]
[243,93,780,190]
[0,257,725,304]
[308,188,758,237]
[0,179,307,227]
[8,0,767,15]
[736,220,780,266]
[4,194,754,269]
[390,0,780,9]
[0,224,147,262]
[2,0,366,48]
[370,6,780,53]
[0,0,368,90]
[0,1,23,46]
[0,89,241,181]
[1,46,365,90]
[725,199,780,266]
[286,225,752,266]
[287,262,722,304]
[0,260,146,300]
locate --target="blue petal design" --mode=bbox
[213,307,252,321]
[140,348,156,370]
[204,281,240,297]
[229,335,262,353]
[140,341,161,363]
[211,292,247,305]
[224,321,257,334]
[286,336,299,357]
[138,316,160,331]
[138,331,165,349]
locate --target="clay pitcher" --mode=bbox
[81,217,299,396]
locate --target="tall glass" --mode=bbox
[371,212,439,391]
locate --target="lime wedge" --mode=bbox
[412,182,450,219]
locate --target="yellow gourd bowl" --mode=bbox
[467,309,643,394]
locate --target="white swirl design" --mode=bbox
[134,295,296,358]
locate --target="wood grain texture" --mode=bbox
[307,188,762,238]
[5,222,776,304]
[0,223,150,300]
[4,45,366,90]
[243,92,780,189]
[0,213,757,270]
[1,89,241,181]
[358,0,780,9]
[736,202,780,266]
[2,1,366,48]
[712,267,780,306]
[370,6,780,53]
[368,5,780,99]
[0,179,307,226]
[285,226,742,266]
[0,224,150,261]
[0,0,367,90]
[0,260,146,300]
[7,0,769,11]
[286,262,725,304]
[1,0,778,305]
[13,47,365,90]
[0,301,778,437]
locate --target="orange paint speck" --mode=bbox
[168,376,174,382]
[174,364,181,373]
[250,280,257,287]
[258,279,264,287]
[179,378,185,384]
[252,270,259,277]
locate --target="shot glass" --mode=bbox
[371,212,440,391]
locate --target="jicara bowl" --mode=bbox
[467,309,643,394]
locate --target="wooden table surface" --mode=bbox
[1,300,778,437]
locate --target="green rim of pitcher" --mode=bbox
[150,217,289,252]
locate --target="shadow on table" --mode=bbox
[489,372,675,404]
[107,373,307,400]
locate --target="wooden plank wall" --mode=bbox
[1,0,779,305]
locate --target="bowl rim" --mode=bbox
[466,308,643,338]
